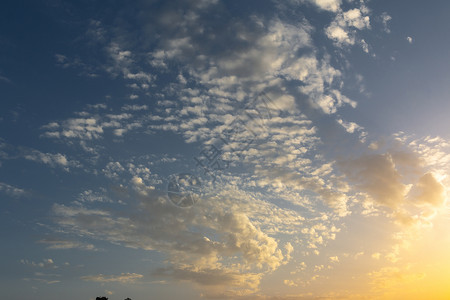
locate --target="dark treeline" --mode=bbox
[96,297,132,300]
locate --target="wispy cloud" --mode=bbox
[38,238,98,251]
[0,74,12,84]
[0,182,26,197]
[81,273,143,283]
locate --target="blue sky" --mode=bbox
[1,1,450,299]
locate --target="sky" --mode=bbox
[1,0,450,299]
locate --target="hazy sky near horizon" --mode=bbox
[1,1,450,299]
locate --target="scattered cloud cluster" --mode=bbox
[20,258,58,269]
[51,185,296,296]
[5,0,449,299]
[325,5,370,47]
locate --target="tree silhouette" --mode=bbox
[124,298,132,300]
[96,297,108,300]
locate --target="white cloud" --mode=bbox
[343,8,370,30]
[360,39,369,53]
[407,36,413,44]
[77,190,112,203]
[24,150,79,170]
[381,12,392,33]
[42,117,103,140]
[308,0,342,12]
[42,108,146,147]
[122,104,148,111]
[326,24,353,45]
[21,258,57,269]
[337,119,360,133]
[325,6,371,47]
[337,118,367,141]
[87,103,107,110]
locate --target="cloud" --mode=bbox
[380,12,392,33]
[21,258,57,269]
[368,266,425,290]
[288,56,357,114]
[22,278,61,285]
[336,119,361,133]
[53,203,110,218]
[42,0,361,162]
[338,133,449,235]
[407,36,413,44]
[141,6,357,116]
[360,39,370,54]
[307,0,341,12]
[0,182,26,197]
[104,42,156,86]
[81,273,143,283]
[326,24,353,45]
[337,118,367,141]
[54,53,98,77]
[52,196,287,268]
[328,256,339,264]
[77,189,112,203]
[42,117,103,140]
[0,74,12,84]
[371,252,381,260]
[122,104,148,111]
[38,238,98,251]
[339,153,407,208]
[155,266,262,289]
[87,103,107,110]
[41,109,146,149]
[410,173,445,206]
[325,6,371,47]
[53,150,339,297]
[24,150,79,170]
[51,177,318,295]
[36,1,428,298]
[160,268,266,299]
[103,161,126,178]
[343,8,371,30]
